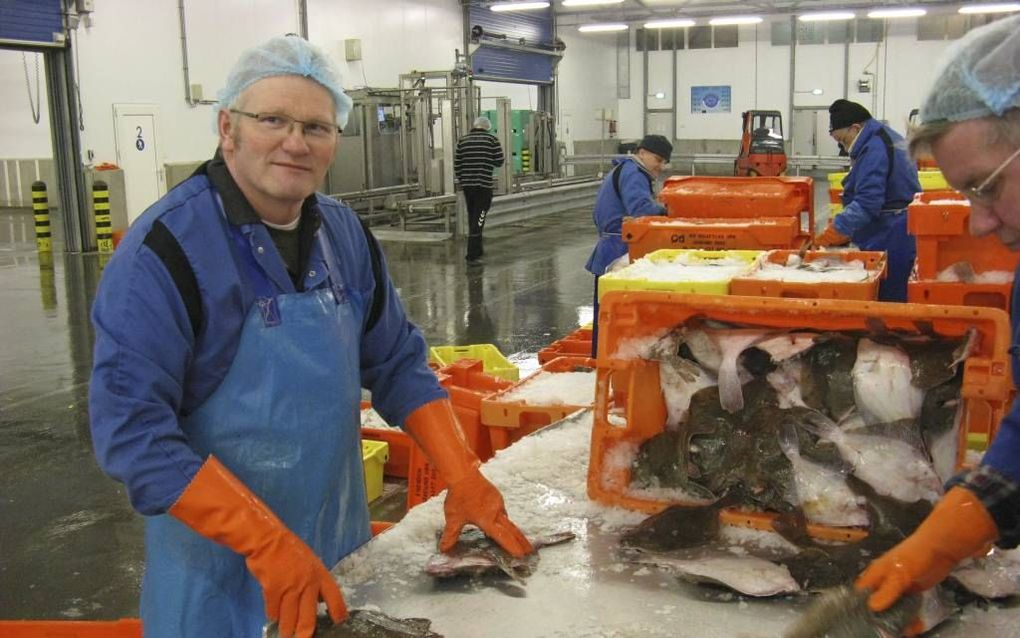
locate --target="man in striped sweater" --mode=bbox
[454,116,505,265]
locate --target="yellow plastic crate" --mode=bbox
[918,170,949,191]
[429,344,519,381]
[598,249,762,300]
[362,439,389,503]
[827,171,847,188]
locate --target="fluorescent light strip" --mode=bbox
[709,15,763,26]
[491,1,550,11]
[798,11,855,22]
[867,7,927,18]
[959,3,1020,14]
[562,0,624,7]
[644,18,696,28]
[578,23,628,32]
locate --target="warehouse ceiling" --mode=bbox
[466,1,995,26]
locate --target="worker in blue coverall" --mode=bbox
[813,99,922,302]
[853,16,1020,634]
[88,36,531,638]
[585,134,672,356]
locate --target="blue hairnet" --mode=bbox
[216,35,352,129]
[920,15,1020,124]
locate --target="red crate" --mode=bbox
[480,356,596,452]
[623,216,801,258]
[729,250,886,301]
[658,175,813,245]
[0,620,142,638]
[908,192,1020,280]
[589,291,1011,540]
[907,279,1013,312]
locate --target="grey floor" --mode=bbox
[0,173,834,621]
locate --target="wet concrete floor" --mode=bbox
[0,173,835,621]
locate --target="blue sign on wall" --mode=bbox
[691,85,732,114]
[0,0,64,46]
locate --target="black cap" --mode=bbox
[828,99,872,132]
[637,134,672,162]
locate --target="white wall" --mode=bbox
[555,29,619,150]
[616,20,965,142]
[1,49,51,157]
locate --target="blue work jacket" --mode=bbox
[833,118,922,238]
[89,165,445,516]
[585,157,666,275]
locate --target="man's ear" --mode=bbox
[218,109,235,153]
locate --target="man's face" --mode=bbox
[219,76,337,217]
[637,149,667,178]
[932,118,1020,251]
[829,123,861,151]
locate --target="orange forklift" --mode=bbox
[734,110,787,177]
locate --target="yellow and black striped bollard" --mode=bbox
[32,181,52,253]
[93,181,113,254]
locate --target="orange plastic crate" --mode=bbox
[589,291,1011,539]
[828,187,842,204]
[0,620,142,638]
[658,175,813,244]
[907,279,1013,312]
[538,336,593,365]
[480,356,596,452]
[622,216,801,258]
[908,192,1020,280]
[361,426,412,479]
[729,250,887,301]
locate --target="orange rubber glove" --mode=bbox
[856,487,998,613]
[404,399,534,558]
[169,456,346,638]
[813,222,851,247]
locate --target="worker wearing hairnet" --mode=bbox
[586,134,672,355]
[88,35,531,638]
[855,16,1020,632]
[813,99,922,301]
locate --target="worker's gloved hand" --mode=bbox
[813,222,851,247]
[404,399,534,559]
[855,487,998,613]
[440,468,533,558]
[170,456,347,638]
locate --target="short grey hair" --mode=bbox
[473,116,492,130]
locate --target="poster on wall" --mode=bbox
[691,86,731,113]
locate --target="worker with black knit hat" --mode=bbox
[814,99,921,302]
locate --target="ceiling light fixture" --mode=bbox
[562,0,625,7]
[578,23,628,32]
[644,18,696,28]
[709,15,763,26]
[867,7,927,18]
[491,1,550,11]
[959,3,1020,14]
[798,11,855,22]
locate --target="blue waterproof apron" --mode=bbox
[140,221,371,637]
[850,210,916,302]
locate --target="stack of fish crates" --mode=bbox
[906,191,1020,311]
[538,326,593,364]
[624,176,814,257]
[829,169,949,217]
[587,291,1012,541]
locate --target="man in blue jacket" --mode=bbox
[88,36,531,638]
[814,99,922,301]
[585,134,672,355]
[854,16,1020,633]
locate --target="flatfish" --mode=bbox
[264,609,442,638]
[784,586,921,638]
[424,528,575,582]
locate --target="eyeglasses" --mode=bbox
[229,109,341,141]
[964,146,1020,205]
